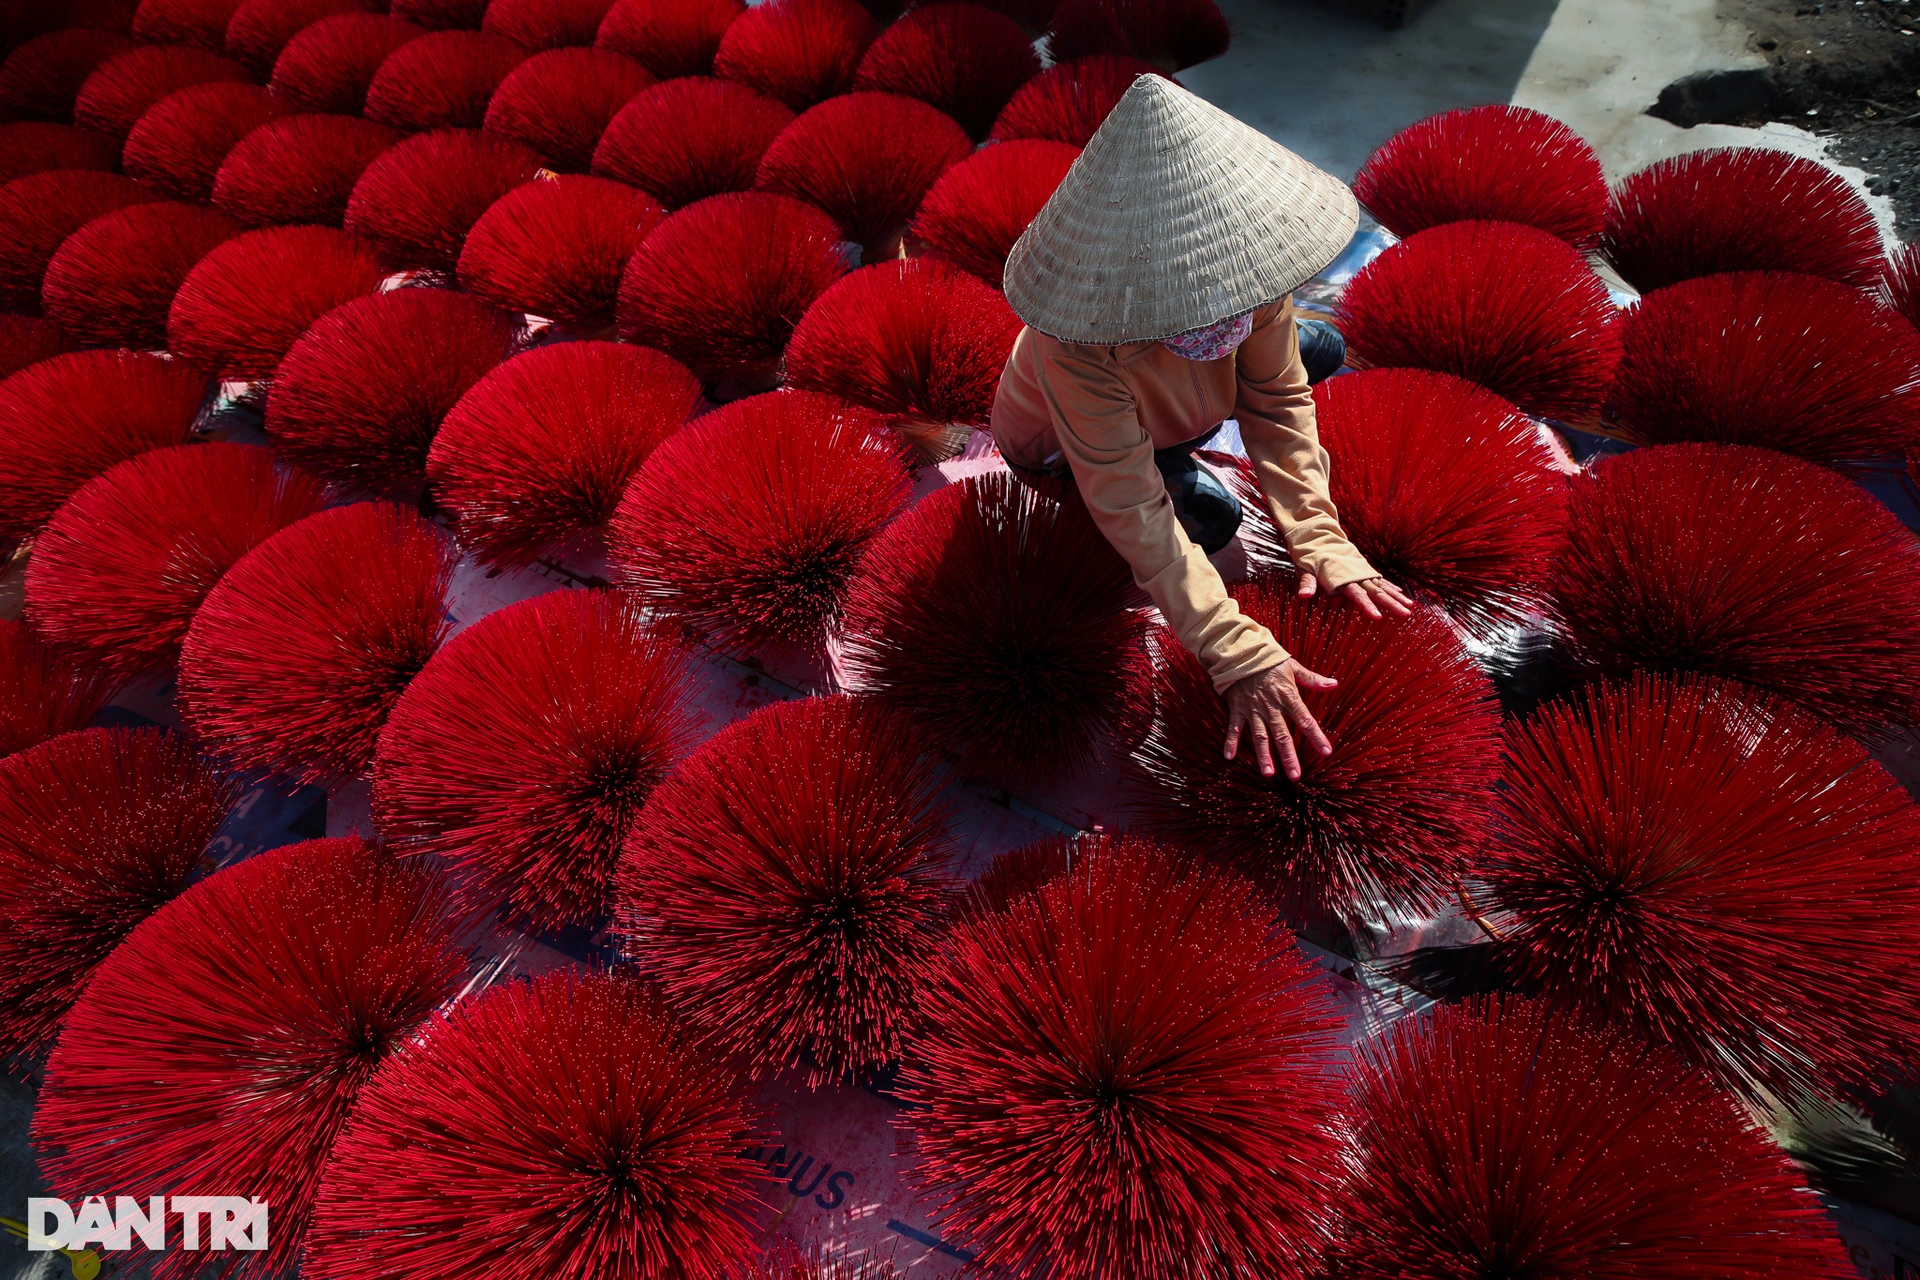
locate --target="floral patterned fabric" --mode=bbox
[1158,310,1255,361]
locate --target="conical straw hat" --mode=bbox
[1002,75,1358,344]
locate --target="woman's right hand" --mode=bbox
[1223,659,1338,781]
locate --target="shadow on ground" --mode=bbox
[1190,0,1564,177]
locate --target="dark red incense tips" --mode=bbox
[1354,104,1607,246]
[618,694,958,1083]
[374,589,702,931]
[177,502,457,782]
[1329,996,1853,1278]
[901,835,1344,1280]
[1127,581,1501,930]
[0,727,234,1063]
[306,971,765,1280]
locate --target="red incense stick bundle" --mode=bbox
[344,126,544,271]
[619,695,958,1083]
[119,80,288,200]
[26,443,330,677]
[1603,146,1885,292]
[615,191,845,389]
[428,340,700,565]
[851,1,1039,139]
[783,257,1022,460]
[911,138,1080,286]
[753,90,971,260]
[0,621,113,760]
[363,28,527,131]
[901,835,1343,1280]
[1353,104,1607,246]
[1549,442,1920,738]
[840,472,1150,783]
[267,12,424,114]
[0,29,138,124]
[482,44,653,172]
[609,389,910,651]
[711,0,875,111]
[457,173,663,328]
[373,589,702,931]
[1483,673,1920,1098]
[265,286,517,491]
[592,75,792,209]
[41,200,241,349]
[0,350,210,542]
[307,971,764,1280]
[73,43,249,142]
[212,112,402,227]
[166,224,389,380]
[177,502,457,781]
[1127,581,1501,930]
[0,728,234,1063]
[1337,219,1621,421]
[32,836,469,1280]
[595,0,744,77]
[1329,997,1853,1278]
[1602,271,1920,463]
[988,53,1159,146]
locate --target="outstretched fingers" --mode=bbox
[1282,690,1331,761]
[1264,706,1301,779]
[1340,580,1384,619]
[1370,579,1416,617]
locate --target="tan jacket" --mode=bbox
[990,297,1376,691]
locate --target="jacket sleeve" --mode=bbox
[1235,298,1378,589]
[1039,343,1291,692]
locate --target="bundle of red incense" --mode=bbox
[307,971,764,1280]
[1329,997,1851,1277]
[610,390,910,651]
[178,502,457,781]
[26,442,328,678]
[0,351,210,543]
[840,472,1150,784]
[482,45,654,173]
[364,29,527,131]
[33,836,469,1280]
[1481,672,1920,1099]
[457,174,663,330]
[374,589,702,932]
[1128,582,1502,930]
[427,341,700,566]
[344,126,544,272]
[120,81,288,202]
[902,835,1343,1279]
[265,287,517,492]
[619,695,957,1083]
[0,728,234,1064]
[1549,443,1920,738]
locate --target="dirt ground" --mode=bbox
[1713,0,1920,237]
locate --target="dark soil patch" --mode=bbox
[1694,0,1920,237]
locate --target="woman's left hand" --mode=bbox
[1296,572,1414,620]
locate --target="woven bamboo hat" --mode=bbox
[1002,75,1358,344]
